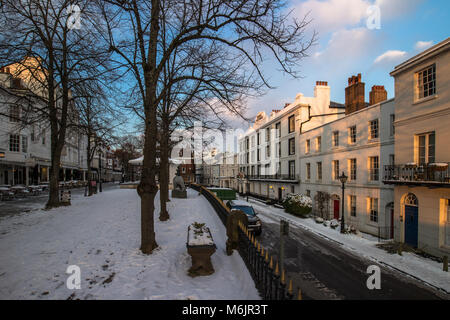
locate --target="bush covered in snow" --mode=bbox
[330,219,339,229]
[315,217,324,224]
[282,193,312,218]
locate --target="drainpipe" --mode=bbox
[299,105,346,134]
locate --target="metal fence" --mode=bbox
[189,183,301,300]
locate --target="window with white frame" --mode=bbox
[416,64,436,100]
[42,129,46,145]
[390,114,395,136]
[369,198,378,222]
[9,105,20,122]
[289,160,295,178]
[305,139,310,153]
[369,156,379,181]
[369,119,379,140]
[266,145,270,158]
[266,127,270,142]
[288,115,295,133]
[349,158,357,181]
[349,126,356,144]
[317,162,322,180]
[288,137,295,155]
[276,122,281,138]
[332,131,339,147]
[350,195,356,217]
[306,190,311,197]
[333,160,339,180]
[21,135,27,153]
[9,134,20,152]
[306,163,311,180]
[316,136,321,152]
[416,132,435,164]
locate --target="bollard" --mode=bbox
[444,256,448,272]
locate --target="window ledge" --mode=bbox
[413,94,438,105]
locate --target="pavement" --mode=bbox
[0,183,120,218]
[251,201,448,300]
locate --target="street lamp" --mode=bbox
[99,151,103,193]
[338,171,348,234]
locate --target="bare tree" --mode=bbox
[99,0,315,254]
[0,0,112,208]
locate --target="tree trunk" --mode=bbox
[137,123,159,254]
[136,0,160,254]
[159,128,170,221]
[46,155,61,209]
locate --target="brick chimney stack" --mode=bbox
[345,73,365,115]
[369,85,387,105]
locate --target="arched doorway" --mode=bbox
[331,194,340,220]
[403,193,418,248]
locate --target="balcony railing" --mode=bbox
[383,163,450,186]
[246,174,300,182]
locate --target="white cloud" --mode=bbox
[314,28,377,64]
[374,50,407,64]
[414,40,434,51]
[375,0,424,20]
[291,0,424,35]
[293,0,371,35]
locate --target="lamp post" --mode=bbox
[99,151,103,193]
[338,171,348,234]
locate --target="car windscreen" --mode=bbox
[232,205,256,216]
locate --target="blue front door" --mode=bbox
[405,205,418,248]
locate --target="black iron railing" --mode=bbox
[189,183,301,300]
[383,163,450,185]
[246,174,300,181]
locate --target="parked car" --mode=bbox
[226,199,262,235]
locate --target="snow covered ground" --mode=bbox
[244,197,450,295]
[0,188,260,300]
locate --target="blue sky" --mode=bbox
[239,0,450,125]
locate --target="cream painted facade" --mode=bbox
[387,38,450,258]
[202,152,239,189]
[300,99,395,237]
[238,81,345,200]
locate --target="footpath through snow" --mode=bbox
[0,188,260,300]
[244,197,450,295]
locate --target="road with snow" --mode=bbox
[248,198,447,300]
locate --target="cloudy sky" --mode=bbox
[236,0,449,128]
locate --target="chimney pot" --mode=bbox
[345,73,365,115]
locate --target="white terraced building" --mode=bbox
[239,76,396,238]
[238,80,345,200]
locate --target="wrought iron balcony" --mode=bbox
[383,163,450,187]
[246,174,300,183]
